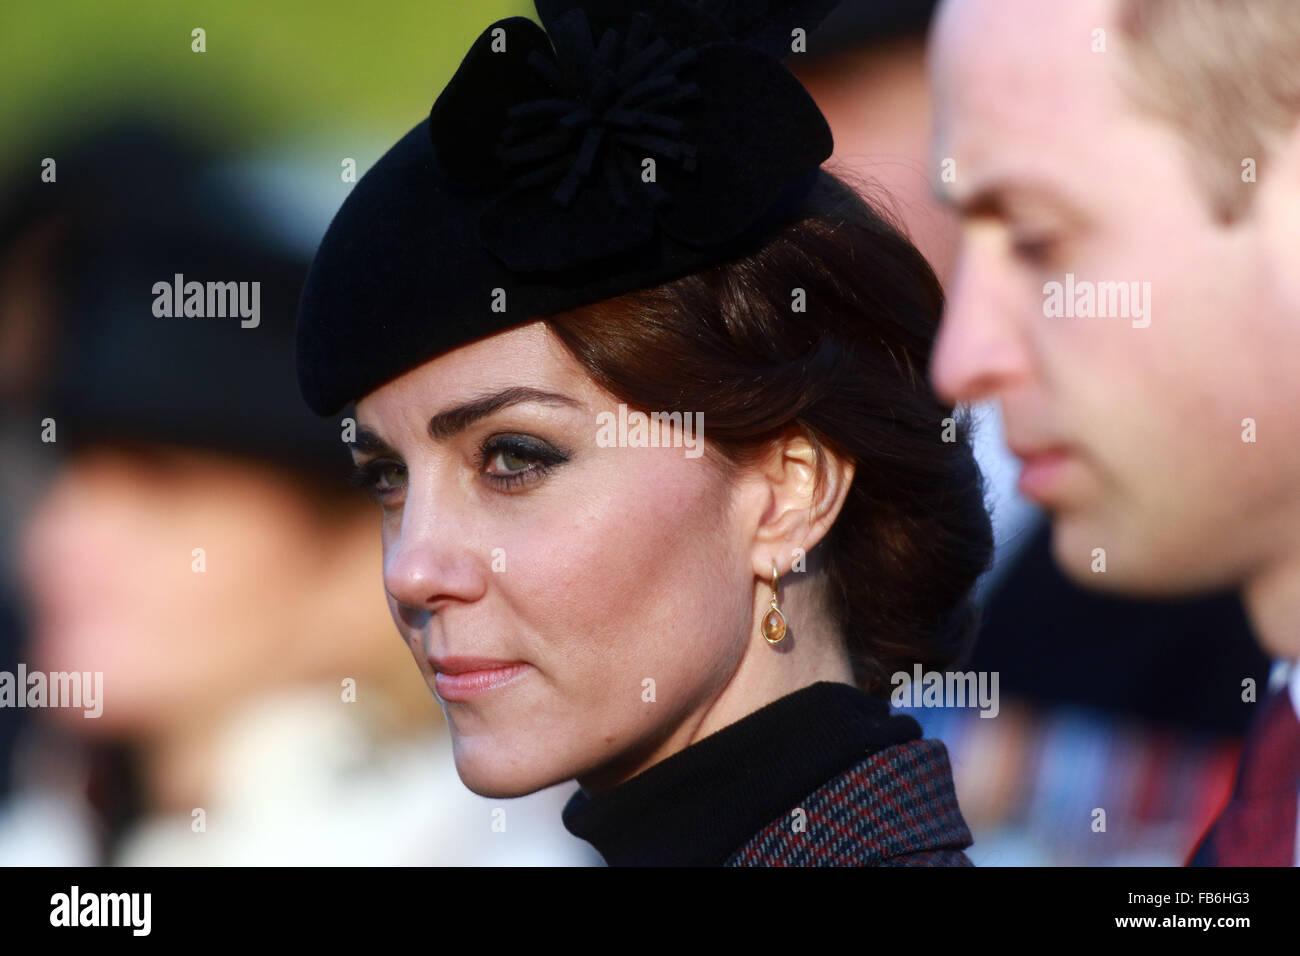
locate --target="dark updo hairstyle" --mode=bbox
[545,167,993,697]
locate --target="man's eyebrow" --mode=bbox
[932,178,1010,217]
[948,186,1006,218]
[935,177,1086,223]
[348,386,583,455]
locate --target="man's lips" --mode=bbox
[1010,445,1076,501]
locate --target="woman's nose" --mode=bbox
[381,506,488,613]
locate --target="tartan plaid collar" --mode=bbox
[562,680,923,866]
[725,737,973,865]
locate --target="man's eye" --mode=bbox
[1010,234,1059,266]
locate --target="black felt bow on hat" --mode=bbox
[296,0,841,417]
[431,0,837,271]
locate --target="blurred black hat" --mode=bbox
[296,0,848,417]
[2,117,345,480]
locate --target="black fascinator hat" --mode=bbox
[296,0,843,416]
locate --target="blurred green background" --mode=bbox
[2,1,532,176]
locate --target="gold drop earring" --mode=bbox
[761,558,788,644]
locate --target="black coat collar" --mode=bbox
[561,680,922,866]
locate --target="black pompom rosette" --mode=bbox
[429,0,836,273]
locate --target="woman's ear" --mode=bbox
[747,427,855,576]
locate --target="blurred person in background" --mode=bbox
[0,118,598,865]
[797,0,1270,865]
[928,0,1300,865]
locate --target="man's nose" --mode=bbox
[929,244,1032,405]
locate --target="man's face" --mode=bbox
[927,0,1300,597]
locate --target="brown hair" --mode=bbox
[545,168,993,696]
[1118,0,1300,223]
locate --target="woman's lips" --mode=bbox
[1014,447,1075,502]
[431,661,530,701]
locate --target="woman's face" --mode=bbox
[18,442,390,734]
[352,320,759,798]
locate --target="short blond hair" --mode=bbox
[1118,0,1300,222]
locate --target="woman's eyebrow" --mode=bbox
[351,385,585,455]
[351,387,584,455]
[427,387,583,441]
[349,428,396,457]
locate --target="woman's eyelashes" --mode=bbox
[346,458,407,502]
[346,433,570,502]
[477,434,570,491]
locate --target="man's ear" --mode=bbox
[748,426,856,576]
[1256,115,1300,311]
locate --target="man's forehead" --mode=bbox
[929,0,1128,202]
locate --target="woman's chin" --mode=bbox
[450,744,558,799]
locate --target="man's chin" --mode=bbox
[1046,514,1236,599]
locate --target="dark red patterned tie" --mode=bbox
[1194,688,1300,866]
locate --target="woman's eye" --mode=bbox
[479,436,568,492]
[347,436,568,501]
[347,460,406,502]
[488,446,535,473]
